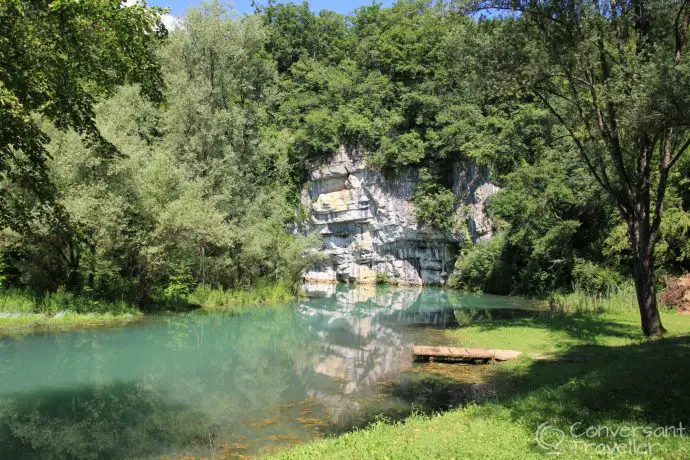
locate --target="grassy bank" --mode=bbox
[0,282,297,334]
[188,281,296,310]
[549,282,639,314]
[0,289,143,335]
[273,301,690,459]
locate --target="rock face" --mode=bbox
[301,148,498,285]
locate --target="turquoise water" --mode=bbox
[0,285,538,458]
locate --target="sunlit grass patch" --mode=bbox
[0,311,141,336]
[549,282,638,314]
[189,281,296,311]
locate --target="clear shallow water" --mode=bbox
[0,285,538,459]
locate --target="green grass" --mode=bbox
[550,282,639,314]
[444,308,690,354]
[272,306,690,459]
[0,281,297,334]
[0,289,143,335]
[0,288,139,315]
[275,404,537,459]
[0,311,142,335]
[189,281,296,310]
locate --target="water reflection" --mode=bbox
[0,286,538,458]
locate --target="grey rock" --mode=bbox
[302,148,498,285]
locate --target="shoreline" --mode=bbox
[0,311,144,336]
[0,282,299,336]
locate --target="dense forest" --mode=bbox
[1,0,689,334]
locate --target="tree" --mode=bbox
[0,0,165,226]
[477,0,690,336]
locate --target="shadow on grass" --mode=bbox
[497,335,690,428]
[388,313,690,443]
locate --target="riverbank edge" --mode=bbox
[268,308,690,459]
[0,311,145,335]
[0,282,299,335]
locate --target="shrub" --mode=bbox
[571,259,622,296]
[449,233,512,294]
[376,272,390,285]
[413,168,458,231]
[550,282,637,314]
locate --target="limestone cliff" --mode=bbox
[301,148,498,285]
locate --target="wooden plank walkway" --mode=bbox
[413,345,522,363]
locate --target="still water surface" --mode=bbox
[0,285,538,458]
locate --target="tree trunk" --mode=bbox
[66,240,81,292]
[631,247,666,337]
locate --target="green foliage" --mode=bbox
[550,282,637,315]
[188,280,295,309]
[0,1,321,306]
[413,168,457,230]
[0,287,139,316]
[262,2,350,73]
[371,132,427,168]
[451,146,614,295]
[163,273,196,301]
[571,259,623,297]
[449,233,511,294]
[2,0,689,309]
[0,0,165,224]
[375,272,391,285]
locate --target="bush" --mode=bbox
[571,259,622,296]
[449,233,512,294]
[370,132,427,168]
[164,273,196,301]
[376,272,390,285]
[413,168,458,231]
[188,281,295,309]
[0,288,139,316]
[550,282,637,314]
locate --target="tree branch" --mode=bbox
[670,135,690,169]
[533,90,628,218]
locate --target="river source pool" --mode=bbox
[0,285,539,458]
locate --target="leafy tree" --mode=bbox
[0,0,165,225]
[413,168,458,230]
[262,1,350,72]
[486,147,613,294]
[477,0,690,336]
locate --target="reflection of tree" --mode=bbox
[451,307,539,327]
[452,308,494,327]
[446,291,537,310]
[0,381,207,459]
[0,307,319,458]
[446,290,539,327]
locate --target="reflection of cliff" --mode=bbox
[0,286,539,457]
[301,288,412,392]
[297,285,540,424]
[299,285,456,422]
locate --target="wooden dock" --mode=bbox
[413,346,522,363]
